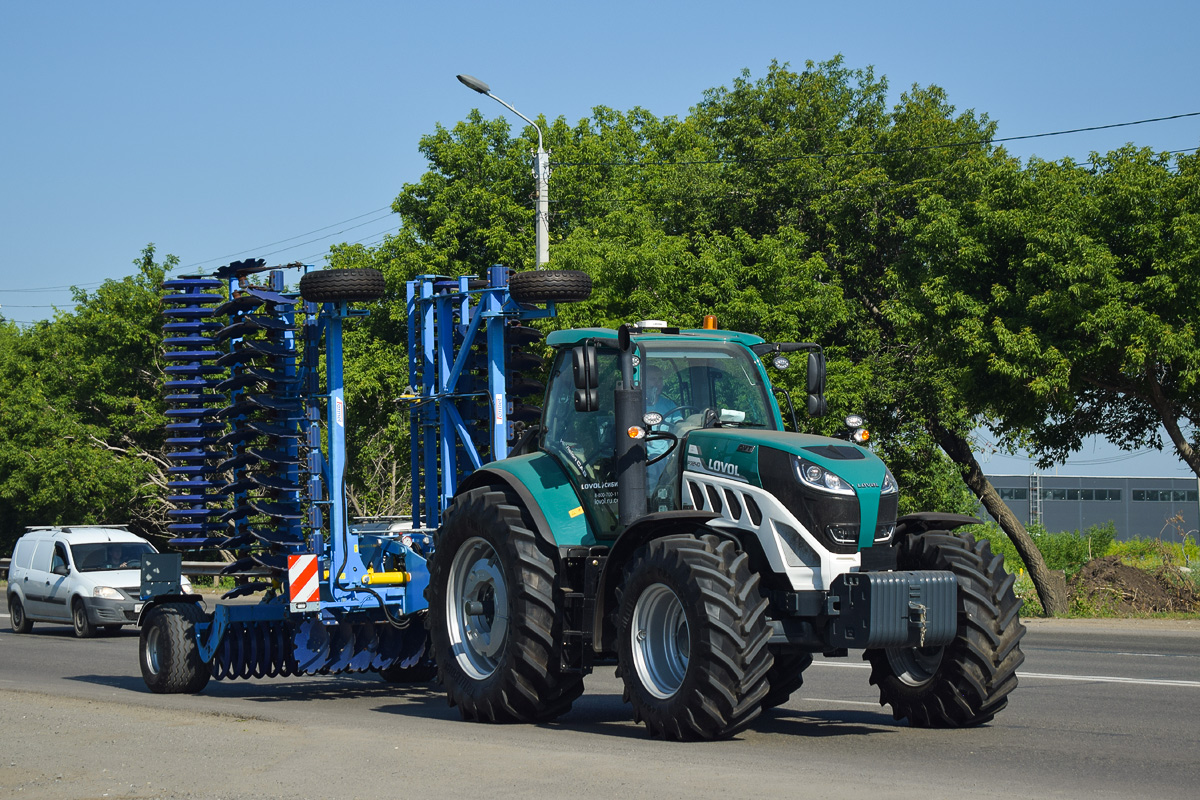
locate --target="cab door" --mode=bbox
[540,346,622,538]
[43,541,73,621]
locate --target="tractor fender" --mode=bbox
[590,510,723,653]
[135,593,205,628]
[894,512,981,538]
[455,453,593,552]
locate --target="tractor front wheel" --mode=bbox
[428,486,583,723]
[864,530,1026,727]
[760,646,814,710]
[615,533,771,740]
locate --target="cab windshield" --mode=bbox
[71,542,156,572]
[639,339,778,432]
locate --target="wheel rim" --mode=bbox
[144,624,163,676]
[631,583,690,699]
[73,602,87,633]
[885,645,945,686]
[446,537,510,680]
[11,598,23,628]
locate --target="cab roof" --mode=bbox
[546,327,766,349]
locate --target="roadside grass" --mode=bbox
[972,522,1200,619]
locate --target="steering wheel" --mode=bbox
[660,405,698,423]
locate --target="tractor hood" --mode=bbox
[682,428,896,551]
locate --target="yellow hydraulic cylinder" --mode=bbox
[360,570,412,586]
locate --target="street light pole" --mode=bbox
[457,74,549,269]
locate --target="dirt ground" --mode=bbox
[1070,556,1200,615]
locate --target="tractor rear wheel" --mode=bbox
[298,268,386,303]
[864,530,1025,727]
[428,486,584,723]
[615,533,771,740]
[508,270,592,304]
[761,646,814,710]
[140,603,211,694]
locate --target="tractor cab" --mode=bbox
[541,326,781,538]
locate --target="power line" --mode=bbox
[177,205,393,269]
[550,111,1200,169]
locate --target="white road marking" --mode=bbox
[811,660,1200,688]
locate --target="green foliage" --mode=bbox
[0,245,172,553]
[972,520,1116,578]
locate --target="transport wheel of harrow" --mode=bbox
[760,646,814,710]
[428,485,584,723]
[140,603,211,694]
[508,269,592,304]
[8,595,32,634]
[298,268,386,303]
[615,533,771,740]
[864,530,1026,728]
[72,597,98,639]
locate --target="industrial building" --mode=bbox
[983,474,1199,542]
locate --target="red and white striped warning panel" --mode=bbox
[288,554,320,612]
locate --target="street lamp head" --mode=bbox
[456,74,490,95]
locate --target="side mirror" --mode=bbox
[572,342,599,412]
[52,564,69,577]
[807,351,827,417]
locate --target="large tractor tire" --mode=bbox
[298,268,386,303]
[428,486,584,723]
[615,533,772,740]
[864,530,1025,727]
[140,603,212,694]
[508,269,592,304]
[760,646,815,710]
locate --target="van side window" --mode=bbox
[51,543,69,573]
[31,540,54,572]
[11,538,35,570]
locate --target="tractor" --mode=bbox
[140,264,1024,742]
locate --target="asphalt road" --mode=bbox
[1,613,1198,800]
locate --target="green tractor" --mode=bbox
[427,319,1025,740]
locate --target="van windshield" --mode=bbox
[71,542,155,572]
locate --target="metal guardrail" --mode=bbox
[0,558,262,580]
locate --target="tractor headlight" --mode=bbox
[881,467,898,495]
[794,457,855,496]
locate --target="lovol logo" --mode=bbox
[706,459,741,477]
[857,482,879,488]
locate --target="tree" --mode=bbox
[0,245,172,551]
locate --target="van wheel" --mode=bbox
[72,598,98,638]
[9,595,32,634]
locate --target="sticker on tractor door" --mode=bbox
[335,397,344,427]
[494,393,504,424]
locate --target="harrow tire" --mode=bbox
[615,533,772,740]
[864,530,1026,727]
[299,268,386,303]
[140,603,211,694]
[509,270,592,304]
[72,597,97,639]
[428,486,584,723]
[8,595,32,634]
[760,646,814,710]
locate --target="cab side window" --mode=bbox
[51,543,69,573]
[541,346,622,536]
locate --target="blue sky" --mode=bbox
[2,1,1197,478]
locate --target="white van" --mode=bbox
[6,526,190,637]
